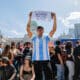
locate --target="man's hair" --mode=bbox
[37,26,44,30]
[55,40,61,46]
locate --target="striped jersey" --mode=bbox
[31,35,52,61]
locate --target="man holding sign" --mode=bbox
[27,11,57,80]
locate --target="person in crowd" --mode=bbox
[1,57,16,80]
[55,40,64,80]
[20,56,35,80]
[27,12,57,80]
[17,42,24,52]
[49,46,57,79]
[2,45,13,64]
[65,41,74,80]
[0,58,3,80]
[0,43,3,56]
[23,42,32,60]
[10,42,20,59]
[73,40,80,80]
[10,42,21,73]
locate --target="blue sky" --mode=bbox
[0,0,80,38]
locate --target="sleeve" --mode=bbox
[30,34,36,40]
[47,35,53,41]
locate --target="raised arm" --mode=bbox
[49,12,57,37]
[26,12,33,38]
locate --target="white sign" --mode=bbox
[32,11,52,21]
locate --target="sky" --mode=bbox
[0,0,80,38]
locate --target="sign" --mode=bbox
[32,11,52,21]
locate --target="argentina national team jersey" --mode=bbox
[31,35,52,61]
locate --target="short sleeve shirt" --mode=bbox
[31,35,52,61]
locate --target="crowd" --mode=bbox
[0,40,80,80]
[0,12,80,80]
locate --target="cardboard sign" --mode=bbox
[32,11,52,21]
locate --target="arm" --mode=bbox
[20,66,24,80]
[31,65,35,80]
[49,13,57,37]
[26,12,33,38]
[9,66,16,80]
[57,54,63,65]
[9,73,16,80]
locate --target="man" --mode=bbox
[27,12,57,80]
[55,40,64,80]
[74,41,80,80]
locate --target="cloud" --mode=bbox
[10,30,23,36]
[66,12,80,20]
[60,12,80,28]
[73,0,80,6]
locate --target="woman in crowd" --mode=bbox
[65,41,74,80]
[55,40,64,80]
[10,42,20,60]
[20,56,35,80]
[49,46,57,79]
[2,45,13,64]
[10,42,21,73]
[1,57,16,80]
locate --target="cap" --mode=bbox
[2,57,9,61]
[24,56,31,60]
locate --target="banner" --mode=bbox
[32,11,52,21]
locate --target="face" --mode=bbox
[0,44,2,48]
[2,63,7,66]
[24,59,30,65]
[37,28,44,37]
[12,44,16,49]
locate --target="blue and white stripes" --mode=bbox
[32,36,51,61]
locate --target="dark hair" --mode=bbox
[2,45,12,59]
[2,58,9,65]
[24,42,31,46]
[0,43,2,45]
[55,40,61,46]
[11,42,16,49]
[76,41,79,44]
[37,26,44,30]
[2,45,11,54]
[23,59,32,67]
[65,41,72,49]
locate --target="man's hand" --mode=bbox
[78,56,80,59]
[51,12,56,19]
[29,12,32,18]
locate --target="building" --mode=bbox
[74,23,80,39]
[68,28,75,38]
[30,21,38,35]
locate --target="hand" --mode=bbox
[31,78,35,80]
[51,12,56,18]
[31,79,34,80]
[78,56,80,59]
[29,12,32,18]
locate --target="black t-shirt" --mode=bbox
[55,46,62,64]
[66,49,73,61]
[23,48,32,59]
[1,65,16,80]
[74,45,80,57]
